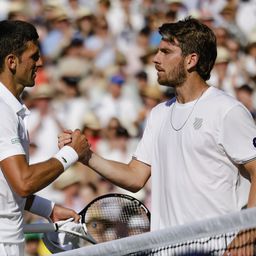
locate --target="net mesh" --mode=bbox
[53,207,256,256]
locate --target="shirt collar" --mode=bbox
[0,83,30,118]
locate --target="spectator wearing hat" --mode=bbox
[165,0,188,21]
[28,84,63,164]
[209,46,246,97]
[134,86,163,136]
[73,7,94,44]
[82,112,102,152]
[218,3,247,47]
[55,56,91,131]
[53,165,83,212]
[41,7,74,63]
[94,75,138,135]
[27,84,65,203]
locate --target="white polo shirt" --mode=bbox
[134,86,256,231]
[0,83,30,243]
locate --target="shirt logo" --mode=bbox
[193,118,203,130]
[11,138,21,144]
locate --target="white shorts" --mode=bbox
[0,242,24,256]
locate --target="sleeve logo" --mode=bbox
[253,137,256,148]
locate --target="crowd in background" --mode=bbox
[1,0,256,255]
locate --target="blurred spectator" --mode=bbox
[79,181,99,206]
[135,70,149,96]
[94,75,138,134]
[135,86,163,136]
[218,3,247,47]
[243,37,256,85]
[7,1,28,21]
[140,47,158,86]
[82,112,102,152]
[41,7,74,63]
[235,84,256,120]
[54,57,91,130]
[107,0,145,37]
[209,46,245,96]
[73,7,94,43]
[24,233,41,256]
[165,0,188,20]
[214,26,230,47]
[85,16,116,70]
[28,84,62,163]
[118,27,151,76]
[53,165,83,212]
[97,117,122,156]
[100,126,133,163]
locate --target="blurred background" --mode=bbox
[3,0,255,255]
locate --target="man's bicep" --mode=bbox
[0,155,28,196]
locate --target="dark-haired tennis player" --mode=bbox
[0,20,90,256]
[60,17,256,254]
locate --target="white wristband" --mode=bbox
[53,146,78,171]
[29,195,55,219]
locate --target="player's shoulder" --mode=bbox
[204,86,240,109]
[0,98,16,119]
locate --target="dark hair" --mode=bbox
[159,17,217,81]
[0,20,39,72]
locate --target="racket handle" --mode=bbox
[24,223,57,233]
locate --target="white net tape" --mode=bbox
[53,208,256,256]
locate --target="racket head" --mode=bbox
[79,193,151,243]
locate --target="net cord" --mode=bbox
[53,207,256,256]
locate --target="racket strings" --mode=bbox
[83,197,150,243]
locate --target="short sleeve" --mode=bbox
[133,111,154,165]
[220,104,256,164]
[0,104,25,161]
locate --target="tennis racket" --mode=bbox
[24,193,151,252]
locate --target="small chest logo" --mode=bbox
[11,138,21,144]
[193,118,203,130]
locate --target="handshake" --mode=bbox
[57,129,92,165]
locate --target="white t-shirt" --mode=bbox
[134,86,256,230]
[0,83,30,243]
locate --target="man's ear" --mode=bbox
[6,54,17,71]
[186,53,199,70]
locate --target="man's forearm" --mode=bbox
[86,153,149,192]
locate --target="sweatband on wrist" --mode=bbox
[29,195,55,219]
[53,146,78,171]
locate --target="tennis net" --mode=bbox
[54,207,256,256]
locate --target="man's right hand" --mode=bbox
[58,129,92,163]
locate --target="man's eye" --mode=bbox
[32,54,40,61]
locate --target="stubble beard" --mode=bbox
[157,59,187,88]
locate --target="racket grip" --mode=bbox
[24,223,57,233]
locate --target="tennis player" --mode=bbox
[0,20,90,256]
[60,17,256,254]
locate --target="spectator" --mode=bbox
[94,75,137,134]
